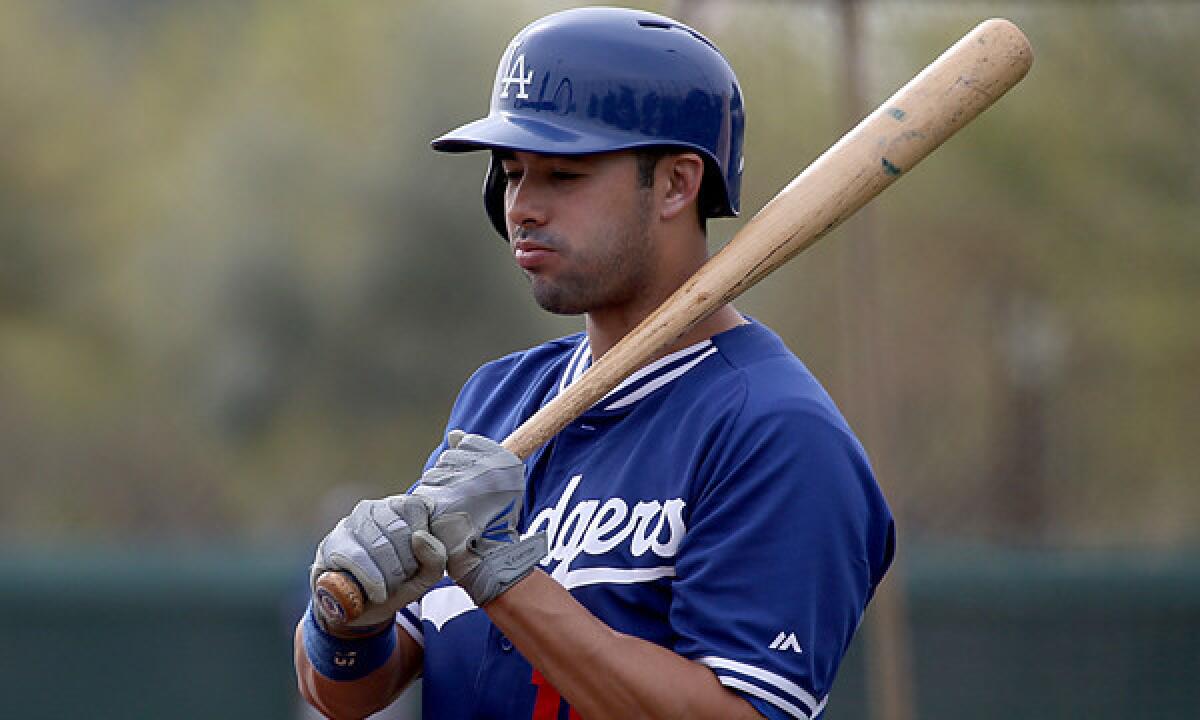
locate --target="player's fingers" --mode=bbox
[389,494,433,533]
[430,512,474,556]
[324,519,389,604]
[309,544,326,591]
[455,433,521,467]
[411,529,448,584]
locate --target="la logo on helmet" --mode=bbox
[500,53,533,99]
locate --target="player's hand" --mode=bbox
[310,494,447,631]
[414,430,547,607]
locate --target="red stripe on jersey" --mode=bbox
[530,669,561,720]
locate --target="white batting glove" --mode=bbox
[414,430,547,607]
[310,494,447,629]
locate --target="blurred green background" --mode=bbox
[1,1,1196,718]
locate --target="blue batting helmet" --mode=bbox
[431,6,746,239]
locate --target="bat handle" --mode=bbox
[314,570,366,626]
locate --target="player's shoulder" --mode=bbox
[694,321,882,515]
[708,319,853,437]
[450,332,585,414]
[442,332,586,445]
[465,332,585,385]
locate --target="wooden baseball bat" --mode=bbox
[315,17,1033,626]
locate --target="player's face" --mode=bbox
[500,150,657,316]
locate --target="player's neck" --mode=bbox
[584,303,744,364]
[585,222,744,361]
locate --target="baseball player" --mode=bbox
[295,7,894,719]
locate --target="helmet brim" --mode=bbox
[432,112,666,157]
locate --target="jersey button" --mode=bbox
[500,636,514,652]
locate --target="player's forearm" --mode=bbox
[293,621,422,720]
[486,569,762,720]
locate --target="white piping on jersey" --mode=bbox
[718,677,820,720]
[559,336,592,393]
[395,607,423,647]
[557,336,716,411]
[698,656,827,719]
[605,346,717,410]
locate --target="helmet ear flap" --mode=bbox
[483,155,509,240]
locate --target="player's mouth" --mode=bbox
[513,238,557,271]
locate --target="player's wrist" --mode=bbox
[457,532,548,607]
[302,600,396,681]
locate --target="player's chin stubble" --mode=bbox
[525,192,656,316]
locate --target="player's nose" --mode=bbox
[506,175,548,231]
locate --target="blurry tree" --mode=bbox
[859,5,1200,546]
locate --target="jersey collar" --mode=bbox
[557,335,719,413]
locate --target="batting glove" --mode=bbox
[310,494,447,630]
[414,430,547,607]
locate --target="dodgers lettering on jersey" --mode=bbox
[526,473,686,589]
[398,320,894,720]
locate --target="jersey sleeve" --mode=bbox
[396,602,424,647]
[670,403,894,719]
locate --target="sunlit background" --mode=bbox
[1,1,1196,718]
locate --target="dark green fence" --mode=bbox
[829,548,1200,719]
[1,546,1196,719]
[0,547,307,720]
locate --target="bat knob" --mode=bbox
[314,571,365,626]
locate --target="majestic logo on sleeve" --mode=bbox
[523,475,687,589]
[769,631,804,654]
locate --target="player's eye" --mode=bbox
[551,170,583,180]
[502,167,523,182]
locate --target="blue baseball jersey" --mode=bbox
[397,320,894,719]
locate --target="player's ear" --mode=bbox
[658,152,705,222]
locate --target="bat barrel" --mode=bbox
[744,17,1033,274]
